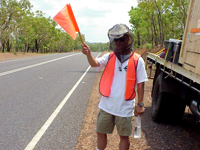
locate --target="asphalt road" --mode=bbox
[0,52,101,150]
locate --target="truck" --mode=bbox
[146,0,200,122]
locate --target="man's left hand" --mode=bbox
[134,105,145,117]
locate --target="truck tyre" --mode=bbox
[151,73,186,122]
[151,74,166,122]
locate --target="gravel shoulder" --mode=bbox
[0,52,45,62]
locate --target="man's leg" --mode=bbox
[115,116,133,150]
[97,132,107,150]
[96,109,115,150]
[119,136,130,150]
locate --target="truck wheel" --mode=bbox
[151,74,166,122]
[151,74,186,122]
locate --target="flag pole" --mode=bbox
[78,31,84,44]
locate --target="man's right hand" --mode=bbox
[81,43,91,56]
[81,43,100,67]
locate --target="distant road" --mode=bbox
[0,52,101,150]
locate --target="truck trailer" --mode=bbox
[146,0,200,122]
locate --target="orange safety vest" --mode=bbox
[99,52,141,100]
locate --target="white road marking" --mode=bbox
[0,53,81,77]
[24,53,102,150]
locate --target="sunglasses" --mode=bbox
[114,37,126,42]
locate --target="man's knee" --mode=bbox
[119,135,129,141]
[97,132,106,137]
[97,132,107,150]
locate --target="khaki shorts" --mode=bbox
[96,109,134,136]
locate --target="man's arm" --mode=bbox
[134,82,145,116]
[81,43,100,67]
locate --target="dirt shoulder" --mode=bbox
[0,52,44,62]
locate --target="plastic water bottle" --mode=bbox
[134,115,141,138]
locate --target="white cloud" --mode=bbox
[29,0,138,43]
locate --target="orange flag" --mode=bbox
[53,4,80,40]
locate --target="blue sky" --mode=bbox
[29,0,138,43]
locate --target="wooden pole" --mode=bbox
[78,31,84,44]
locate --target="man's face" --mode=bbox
[114,34,129,51]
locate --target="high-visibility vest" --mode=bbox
[99,52,141,100]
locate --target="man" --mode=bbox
[81,24,148,150]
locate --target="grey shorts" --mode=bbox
[96,109,134,136]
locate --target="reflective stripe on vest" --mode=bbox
[99,52,141,100]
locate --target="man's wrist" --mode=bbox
[137,102,144,107]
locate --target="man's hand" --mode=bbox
[81,43,91,56]
[135,82,145,117]
[134,105,145,117]
[81,43,100,67]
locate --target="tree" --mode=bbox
[129,0,189,48]
[0,0,32,52]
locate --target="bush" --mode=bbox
[145,43,152,50]
[13,51,17,55]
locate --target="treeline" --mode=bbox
[129,0,189,48]
[0,0,108,53]
[88,42,109,52]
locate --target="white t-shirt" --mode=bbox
[96,53,148,117]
